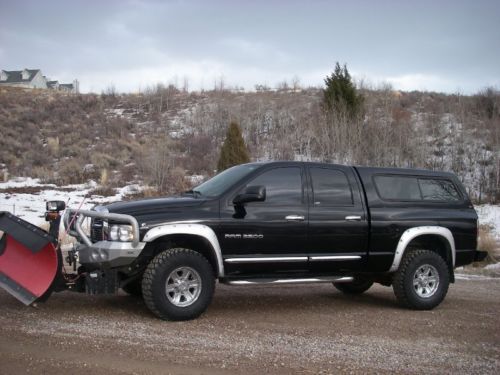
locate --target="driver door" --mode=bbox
[218,166,308,276]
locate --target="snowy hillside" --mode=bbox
[1,87,498,203]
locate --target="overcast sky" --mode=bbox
[1,0,499,94]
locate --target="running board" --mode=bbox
[224,276,354,286]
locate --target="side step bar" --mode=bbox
[224,276,353,286]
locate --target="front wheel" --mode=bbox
[392,249,449,310]
[142,248,215,321]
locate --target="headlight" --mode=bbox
[108,225,134,242]
[118,225,134,242]
[109,225,119,241]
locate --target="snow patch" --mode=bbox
[188,175,204,185]
[0,178,138,226]
[0,177,46,189]
[485,262,500,271]
[455,273,499,281]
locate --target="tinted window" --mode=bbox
[374,175,421,200]
[311,168,353,205]
[419,179,461,201]
[195,164,260,197]
[246,167,303,205]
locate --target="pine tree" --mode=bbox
[217,121,250,172]
[323,62,363,116]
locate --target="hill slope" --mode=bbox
[0,86,498,202]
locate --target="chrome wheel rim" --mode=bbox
[413,264,440,298]
[165,267,202,307]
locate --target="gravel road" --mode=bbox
[1,278,499,374]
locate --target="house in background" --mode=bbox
[46,80,59,90]
[0,68,79,93]
[59,81,79,93]
[0,69,47,89]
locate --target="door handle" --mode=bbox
[285,215,305,221]
[345,215,362,221]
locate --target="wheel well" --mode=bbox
[406,234,455,282]
[143,234,219,276]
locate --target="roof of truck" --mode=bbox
[246,161,456,178]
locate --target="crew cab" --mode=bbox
[64,161,486,320]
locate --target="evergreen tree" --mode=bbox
[217,121,250,172]
[323,62,363,116]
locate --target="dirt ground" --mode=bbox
[1,278,499,375]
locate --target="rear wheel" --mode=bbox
[393,249,449,310]
[333,277,374,294]
[142,248,215,321]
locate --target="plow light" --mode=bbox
[46,201,66,212]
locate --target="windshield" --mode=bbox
[193,164,260,198]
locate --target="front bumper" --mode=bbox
[76,240,146,267]
[65,208,145,267]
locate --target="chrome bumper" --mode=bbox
[64,208,145,267]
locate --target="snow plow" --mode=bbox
[0,201,67,305]
[0,200,144,307]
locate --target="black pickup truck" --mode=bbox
[60,161,486,320]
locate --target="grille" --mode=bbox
[90,218,104,243]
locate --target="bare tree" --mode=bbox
[139,135,175,194]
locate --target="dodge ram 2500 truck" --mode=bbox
[0,161,487,320]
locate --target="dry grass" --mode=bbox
[1,85,499,203]
[89,185,117,197]
[122,187,162,200]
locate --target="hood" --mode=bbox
[102,196,205,217]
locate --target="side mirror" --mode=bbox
[233,185,266,205]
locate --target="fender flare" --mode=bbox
[142,223,225,277]
[389,226,456,272]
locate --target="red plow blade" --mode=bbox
[0,212,58,305]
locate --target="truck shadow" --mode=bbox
[208,285,401,315]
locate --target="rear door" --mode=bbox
[307,165,368,272]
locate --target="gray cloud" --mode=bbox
[1,0,499,93]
